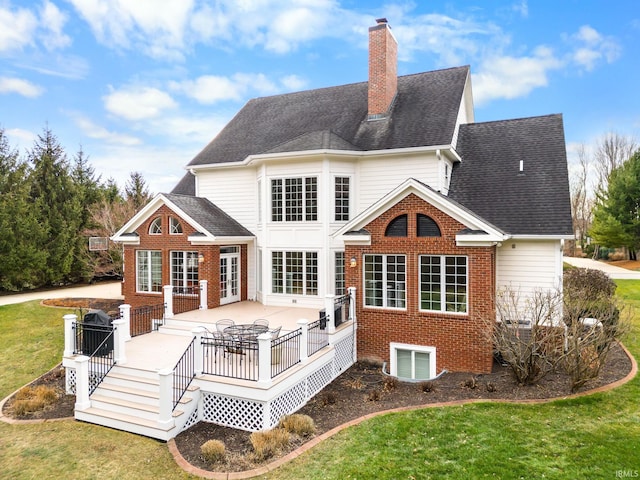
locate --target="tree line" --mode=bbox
[569,132,639,260]
[0,126,152,292]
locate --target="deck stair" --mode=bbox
[158,317,209,336]
[75,365,199,441]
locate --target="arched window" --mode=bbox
[417,214,441,237]
[149,217,162,234]
[170,216,183,234]
[385,214,408,237]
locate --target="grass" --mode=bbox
[1,286,639,479]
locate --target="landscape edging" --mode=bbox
[166,341,638,479]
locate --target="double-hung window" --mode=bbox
[335,251,345,295]
[136,250,162,293]
[364,254,406,308]
[419,255,467,313]
[335,176,350,221]
[170,251,199,289]
[272,251,318,295]
[271,177,318,221]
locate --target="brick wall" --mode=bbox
[345,194,495,374]
[121,205,248,310]
[368,19,397,117]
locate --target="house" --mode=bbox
[113,18,573,380]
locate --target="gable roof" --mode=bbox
[450,114,573,237]
[333,178,507,246]
[111,193,253,243]
[186,66,469,168]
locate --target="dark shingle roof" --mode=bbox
[187,66,469,167]
[171,172,195,196]
[164,193,253,238]
[450,114,573,236]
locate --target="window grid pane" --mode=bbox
[305,252,318,295]
[420,256,467,313]
[285,178,303,221]
[335,177,350,221]
[272,251,283,293]
[285,251,303,294]
[305,177,318,221]
[364,255,383,307]
[137,250,162,293]
[271,179,282,221]
[170,217,182,234]
[335,251,345,295]
[386,255,406,308]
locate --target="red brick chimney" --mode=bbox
[368,18,397,119]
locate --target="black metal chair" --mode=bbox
[215,318,234,333]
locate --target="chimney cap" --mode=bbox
[376,18,388,24]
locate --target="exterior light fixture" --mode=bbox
[198,253,205,263]
[350,256,357,267]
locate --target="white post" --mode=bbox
[63,314,77,357]
[297,319,309,362]
[325,294,336,335]
[257,332,271,384]
[112,319,127,365]
[199,280,208,310]
[164,285,174,318]
[158,368,174,426]
[348,287,357,321]
[192,327,205,376]
[119,304,131,341]
[74,356,91,410]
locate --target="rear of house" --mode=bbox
[113,18,573,379]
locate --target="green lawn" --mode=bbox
[1,289,639,479]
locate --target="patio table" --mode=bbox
[224,324,269,342]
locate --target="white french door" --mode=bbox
[220,247,240,305]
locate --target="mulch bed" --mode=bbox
[4,297,633,474]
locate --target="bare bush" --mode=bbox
[488,287,565,385]
[278,414,316,437]
[562,269,628,391]
[249,428,290,460]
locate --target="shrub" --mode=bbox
[382,376,398,392]
[463,377,478,390]
[419,381,435,393]
[250,428,290,460]
[321,392,337,405]
[11,385,59,416]
[485,382,497,393]
[200,439,225,463]
[367,389,381,401]
[278,414,316,437]
[345,377,364,389]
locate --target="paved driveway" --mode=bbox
[0,281,123,306]
[563,256,640,280]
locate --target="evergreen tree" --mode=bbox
[591,150,640,260]
[125,171,152,211]
[28,126,82,285]
[0,128,47,290]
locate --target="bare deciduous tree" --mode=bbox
[569,144,594,255]
[594,132,637,193]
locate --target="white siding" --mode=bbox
[197,168,258,231]
[496,240,563,294]
[358,153,439,214]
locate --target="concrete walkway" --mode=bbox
[0,281,123,306]
[562,256,640,280]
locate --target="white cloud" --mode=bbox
[0,4,37,53]
[569,25,620,71]
[472,46,563,105]
[5,127,37,151]
[103,85,177,120]
[280,74,307,91]
[170,72,286,104]
[39,0,71,50]
[512,1,529,18]
[70,113,141,146]
[68,0,351,59]
[0,76,44,97]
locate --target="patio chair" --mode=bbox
[268,326,282,339]
[215,318,234,333]
[201,327,226,363]
[253,318,269,328]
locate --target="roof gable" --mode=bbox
[187,66,469,168]
[111,193,253,243]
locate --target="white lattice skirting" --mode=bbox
[196,331,355,432]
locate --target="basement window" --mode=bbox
[390,343,436,380]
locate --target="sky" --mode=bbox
[1,0,639,194]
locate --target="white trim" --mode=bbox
[333,178,506,242]
[390,343,437,380]
[185,144,461,171]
